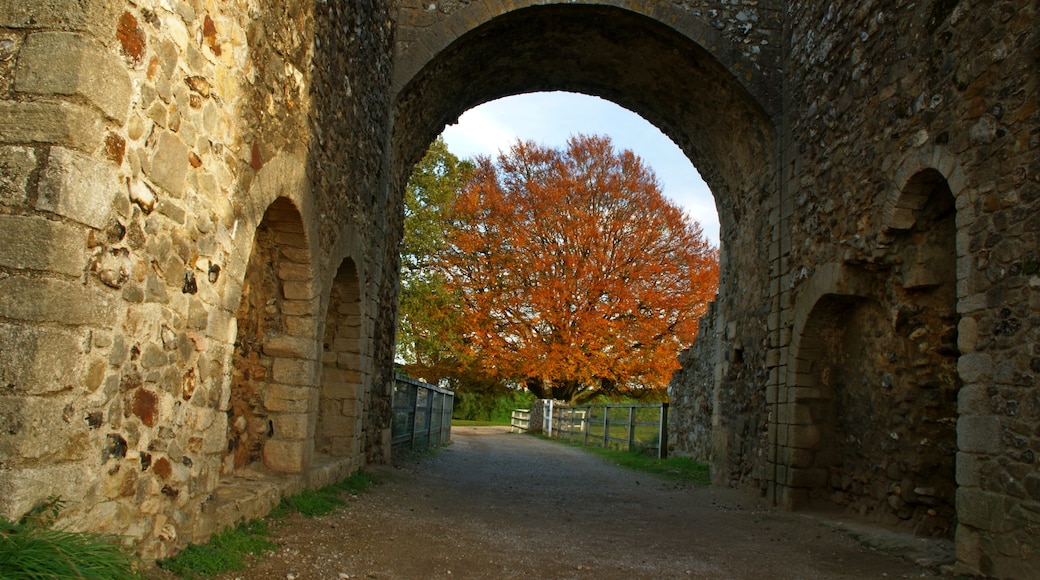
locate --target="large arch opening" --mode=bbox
[392,2,781,490]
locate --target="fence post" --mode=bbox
[628,406,636,452]
[659,402,669,459]
[602,406,609,448]
[409,382,419,451]
[546,400,554,437]
[425,387,435,448]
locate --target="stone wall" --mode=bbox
[667,302,717,461]
[0,0,397,559]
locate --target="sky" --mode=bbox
[439,91,721,246]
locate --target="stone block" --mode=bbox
[272,358,317,385]
[15,32,131,122]
[282,280,315,300]
[263,384,314,414]
[148,131,189,197]
[0,0,120,35]
[0,395,93,465]
[285,315,315,337]
[0,101,102,151]
[263,336,317,360]
[263,439,305,473]
[957,385,991,416]
[958,352,992,384]
[0,462,89,521]
[957,317,978,353]
[956,488,1012,532]
[322,380,361,401]
[0,323,84,394]
[37,147,118,230]
[789,425,822,449]
[955,452,981,487]
[277,262,311,281]
[271,413,313,441]
[320,411,356,437]
[0,276,114,326]
[0,146,37,206]
[957,415,1001,455]
[0,215,85,276]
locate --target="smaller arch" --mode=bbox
[315,257,367,466]
[882,146,966,233]
[225,196,321,476]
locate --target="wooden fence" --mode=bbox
[509,408,530,433]
[391,374,454,451]
[512,401,669,459]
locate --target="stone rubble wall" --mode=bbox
[0,0,397,559]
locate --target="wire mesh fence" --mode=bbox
[391,374,454,451]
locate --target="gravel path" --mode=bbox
[208,426,948,579]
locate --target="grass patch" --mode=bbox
[0,517,142,580]
[452,419,507,427]
[158,522,276,578]
[540,436,711,486]
[160,471,378,578]
[1,497,141,580]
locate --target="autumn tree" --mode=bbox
[396,137,473,382]
[441,134,719,402]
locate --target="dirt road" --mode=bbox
[217,426,951,579]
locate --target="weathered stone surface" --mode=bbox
[263,336,318,360]
[0,101,103,151]
[148,131,189,197]
[957,415,1002,456]
[14,32,131,122]
[0,215,85,275]
[37,147,118,229]
[0,0,120,34]
[0,323,84,394]
[958,353,993,384]
[0,276,114,325]
[263,439,306,473]
[0,146,36,205]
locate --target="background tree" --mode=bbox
[441,134,719,402]
[396,137,473,383]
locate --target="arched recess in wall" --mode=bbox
[315,257,367,466]
[225,197,320,476]
[781,170,959,536]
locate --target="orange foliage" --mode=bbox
[440,135,718,402]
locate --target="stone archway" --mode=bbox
[226,197,320,476]
[316,257,366,468]
[391,5,784,489]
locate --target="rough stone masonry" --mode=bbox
[0,1,1036,578]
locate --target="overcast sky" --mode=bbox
[439,91,720,246]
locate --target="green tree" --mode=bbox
[396,137,473,382]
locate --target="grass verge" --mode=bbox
[539,435,711,486]
[451,419,508,427]
[158,470,378,578]
[0,518,142,580]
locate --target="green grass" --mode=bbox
[452,419,507,426]
[157,522,276,578]
[539,435,711,486]
[160,471,378,578]
[0,497,142,580]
